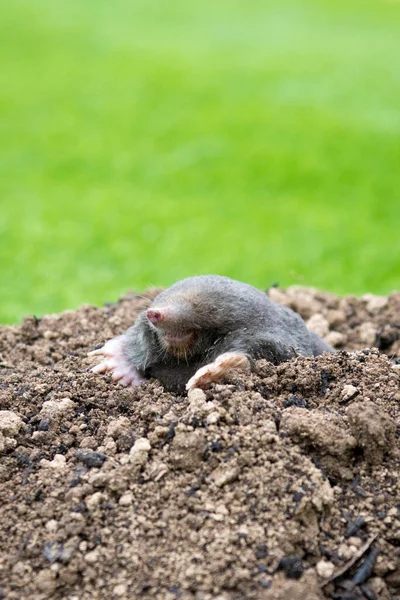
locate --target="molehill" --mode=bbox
[0,287,399,600]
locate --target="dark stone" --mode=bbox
[43,541,64,563]
[278,555,304,579]
[345,516,366,538]
[255,545,268,559]
[360,584,377,600]
[43,541,74,564]
[210,440,224,452]
[71,501,87,513]
[116,432,136,452]
[320,369,336,396]
[33,487,44,501]
[283,396,307,409]
[186,480,202,496]
[76,449,107,468]
[55,443,68,455]
[253,382,270,399]
[16,455,33,468]
[163,423,176,444]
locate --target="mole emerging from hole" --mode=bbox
[89,275,333,393]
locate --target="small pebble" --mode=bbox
[316,560,335,579]
[45,519,58,534]
[0,411,23,437]
[206,411,220,424]
[35,568,57,593]
[79,436,98,450]
[106,417,131,439]
[113,584,127,597]
[40,454,67,470]
[211,466,240,488]
[325,331,347,347]
[76,449,107,468]
[188,388,207,404]
[278,555,304,580]
[306,314,329,338]
[84,549,100,563]
[359,322,377,347]
[363,294,388,315]
[327,309,345,327]
[129,437,151,466]
[341,384,359,402]
[85,492,104,510]
[119,492,133,506]
[43,541,64,564]
[40,398,76,418]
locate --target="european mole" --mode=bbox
[90,275,333,393]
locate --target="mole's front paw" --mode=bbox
[88,335,146,386]
[186,352,250,391]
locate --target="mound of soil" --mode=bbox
[0,287,399,600]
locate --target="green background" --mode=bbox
[1,0,399,324]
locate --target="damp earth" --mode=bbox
[0,287,399,600]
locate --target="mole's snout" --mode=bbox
[147,309,163,325]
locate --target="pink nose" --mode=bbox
[146,309,163,324]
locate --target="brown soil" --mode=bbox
[0,287,399,600]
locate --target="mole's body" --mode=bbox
[90,275,333,393]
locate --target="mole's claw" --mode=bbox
[89,335,147,388]
[88,336,126,357]
[111,369,125,381]
[91,360,112,374]
[88,348,103,357]
[186,352,250,391]
[121,371,147,386]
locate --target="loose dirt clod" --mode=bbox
[0,287,399,600]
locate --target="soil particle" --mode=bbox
[0,287,399,599]
[278,555,304,579]
[76,449,107,468]
[280,408,357,480]
[346,401,396,464]
[106,416,131,439]
[261,570,323,599]
[129,437,151,465]
[307,314,330,338]
[0,410,23,437]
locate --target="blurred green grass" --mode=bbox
[0,0,399,324]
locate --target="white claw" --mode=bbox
[88,335,147,388]
[186,352,250,391]
[111,369,125,381]
[88,348,103,356]
[88,336,125,357]
[91,361,109,374]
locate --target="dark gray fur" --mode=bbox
[124,275,333,393]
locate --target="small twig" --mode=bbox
[345,516,366,538]
[323,535,378,586]
[352,547,379,586]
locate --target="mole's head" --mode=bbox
[144,297,208,359]
[144,285,226,359]
[144,275,264,359]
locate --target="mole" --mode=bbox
[89,275,333,393]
